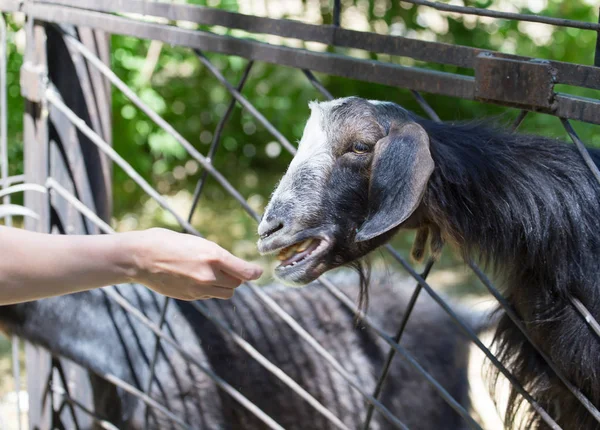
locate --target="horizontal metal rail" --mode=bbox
[23,0,600,90]
[0,174,24,187]
[8,2,595,125]
[402,0,600,32]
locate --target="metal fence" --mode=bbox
[0,0,600,429]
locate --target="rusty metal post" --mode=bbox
[21,14,52,430]
[21,19,113,428]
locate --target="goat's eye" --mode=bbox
[352,142,370,154]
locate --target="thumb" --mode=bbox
[218,251,263,281]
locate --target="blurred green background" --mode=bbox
[2,0,600,293]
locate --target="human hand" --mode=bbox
[125,228,263,300]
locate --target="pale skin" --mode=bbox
[0,226,263,305]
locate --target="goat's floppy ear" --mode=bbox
[356,122,434,242]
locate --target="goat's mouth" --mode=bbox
[275,237,331,281]
[276,238,325,267]
[258,234,333,283]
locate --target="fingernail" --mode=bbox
[249,266,263,280]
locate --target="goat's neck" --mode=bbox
[420,119,600,428]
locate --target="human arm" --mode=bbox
[0,226,262,305]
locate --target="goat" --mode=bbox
[257,97,600,429]
[0,270,476,429]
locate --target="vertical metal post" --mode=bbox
[42,23,113,427]
[595,8,600,67]
[333,0,342,27]
[22,15,52,430]
[0,15,9,219]
[1,13,23,430]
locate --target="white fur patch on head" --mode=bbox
[262,101,338,226]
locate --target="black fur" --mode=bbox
[419,118,600,429]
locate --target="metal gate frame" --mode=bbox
[1,0,600,429]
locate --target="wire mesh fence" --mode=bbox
[0,0,599,429]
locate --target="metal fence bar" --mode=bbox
[49,385,119,430]
[512,110,529,130]
[12,3,600,124]
[401,0,600,31]
[142,295,169,428]
[190,301,350,430]
[317,274,483,430]
[27,0,600,90]
[25,5,479,97]
[467,260,600,424]
[561,118,600,186]
[570,297,600,340]
[0,27,21,421]
[50,358,83,429]
[45,86,202,235]
[103,286,285,430]
[1,13,10,224]
[243,283,409,429]
[303,70,333,101]
[189,60,254,215]
[558,119,600,343]
[0,174,24,186]
[410,91,441,123]
[45,178,113,234]
[363,259,435,430]
[100,369,190,429]
[332,0,341,27]
[596,7,600,67]
[194,50,297,155]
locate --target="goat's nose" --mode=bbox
[258,214,284,239]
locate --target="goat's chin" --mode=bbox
[273,259,332,286]
[273,267,323,286]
